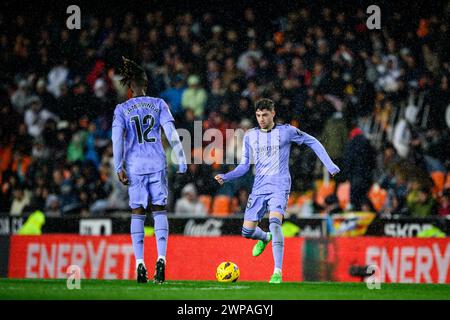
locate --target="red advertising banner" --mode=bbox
[332,237,450,283]
[8,235,450,283]
[8,235,303,281]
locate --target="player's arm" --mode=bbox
[161,121,187,173]
[290,126,340,176]
[215,134,251,185]
[160,98,187,173]
[112,107,128,185]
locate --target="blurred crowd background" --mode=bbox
[0,1,449,218]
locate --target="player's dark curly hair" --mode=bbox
[255,98,275,111]
[119,56,148,88]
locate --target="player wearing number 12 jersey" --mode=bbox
[112,57,187,284]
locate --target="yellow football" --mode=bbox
[216,261,240,282]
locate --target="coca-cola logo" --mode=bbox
[184,219,224,236]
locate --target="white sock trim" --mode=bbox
[136,259,145,268]
[274,268,282,275]
[158,255,166,262]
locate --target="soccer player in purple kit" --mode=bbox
[215,98,340,283]
[112,57,187,284]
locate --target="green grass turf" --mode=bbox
[1,279,449,300]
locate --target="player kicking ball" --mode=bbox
[112,57,187,284]
[215,98,340,283]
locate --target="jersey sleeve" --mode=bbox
[288,125,307,145]
[162,121,187,172]
[159,98,175,126]
[238,133,251,166]
[112,105,126,129]
[222,133,251,182]
[289,125,340,175]
[111,106,126,173]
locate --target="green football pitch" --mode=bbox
[0,279,449,300]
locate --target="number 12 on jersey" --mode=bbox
[131,114,156,144]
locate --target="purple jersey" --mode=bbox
[112,96,174,175]
[222,124,339,195]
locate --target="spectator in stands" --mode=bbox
[45,194,62,217]
[58,173,80,215]
[160,74,186,119]
[222,57,242,88]
[205,78,226,116]
[321,111,348,180]
[382,191,409,217]
[46,60,69,98]
[67,131,87,163]
[9,186,31,216]
[175,183,207,217]
[24,96,58,138]
[0,103,22,144]
[427,74,450,132]
[85,122,100,168]
[342,126,376,211]
[360,199,377,214]
[237,40,262,73]
[30,142,50,170]
[171,163,217,208]
[377,143,400,188]
[323,194,342,215]
[35,78,57,114]
[10,150,32,185]
[90,149,130,214]
[27,185,47,213]
[14,123,33,155]
[10,80,34,114]
[376,55,402,93]
[181,75,207,118]
[234,187,250,214]
[0,139,13,185]
[407,186,438,217]
[437,189,450,217]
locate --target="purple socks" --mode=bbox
[131,214,146,261]
[131,211,169,265]
[242,226,268,240]
[269,217,284,271]
[153,211,169,259]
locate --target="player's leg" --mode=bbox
[128,174,149,283]
[150,204,168,284]
[151,205,169,263]
[268,211,283,283]
[242,194,272,256]
[148,170,169,284]
[248,222,273,257]
[267,193,289,284]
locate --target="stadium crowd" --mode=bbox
[0,5,449,218]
